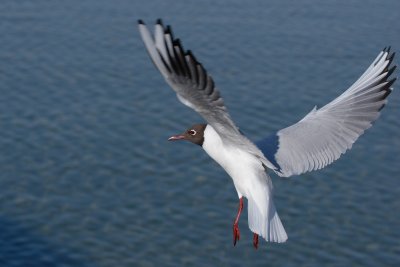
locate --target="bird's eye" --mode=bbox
[188,129,197,136]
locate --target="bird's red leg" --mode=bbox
[233,197,244,246]
[253,233,259,249]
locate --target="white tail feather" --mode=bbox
[248,196,288,243]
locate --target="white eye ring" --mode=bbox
[188,129,197,135]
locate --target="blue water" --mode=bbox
[1,0,399,266]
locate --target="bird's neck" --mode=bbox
[202,125,228,164]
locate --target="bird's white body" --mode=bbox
[203,125,288,242]
[203,125,260,198]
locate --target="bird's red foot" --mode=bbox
[232,197,244,246]
[253,233,259,249]
[233,223,240,246]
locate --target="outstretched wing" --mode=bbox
[257,48,396,177]
[138,19,241,141]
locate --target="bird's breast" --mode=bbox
[202,125,262,195]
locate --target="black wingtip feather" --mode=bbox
[138,19,144,25]
[156,18,163,25]
[165,25,174,38]
[383,52,396,72]
[186,50,199,64]
[386,77,396,89]
[387,65,397,77]
[379,77,396,105]
[388,52,396,63]
[173,38,182,47]
[174,38,191,77]
[375,48,389,66]
[172,41,188,76]
[174,39,185,56]
[159,53,172,73]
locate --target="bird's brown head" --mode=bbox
[168,124,207,146]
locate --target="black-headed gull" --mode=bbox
[138,19,396,249]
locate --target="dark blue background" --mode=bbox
[1,0,399,266]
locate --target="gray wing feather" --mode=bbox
[138,20,241,141]
[262,48,396,177]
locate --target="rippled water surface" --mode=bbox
[1,0,399,266]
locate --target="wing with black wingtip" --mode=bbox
[138,19,242,142]
[257,48,396,177]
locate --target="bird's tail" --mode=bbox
[247,195,288,243]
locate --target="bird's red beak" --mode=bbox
[168,134,186,141]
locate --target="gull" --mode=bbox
[137,19,396,249]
